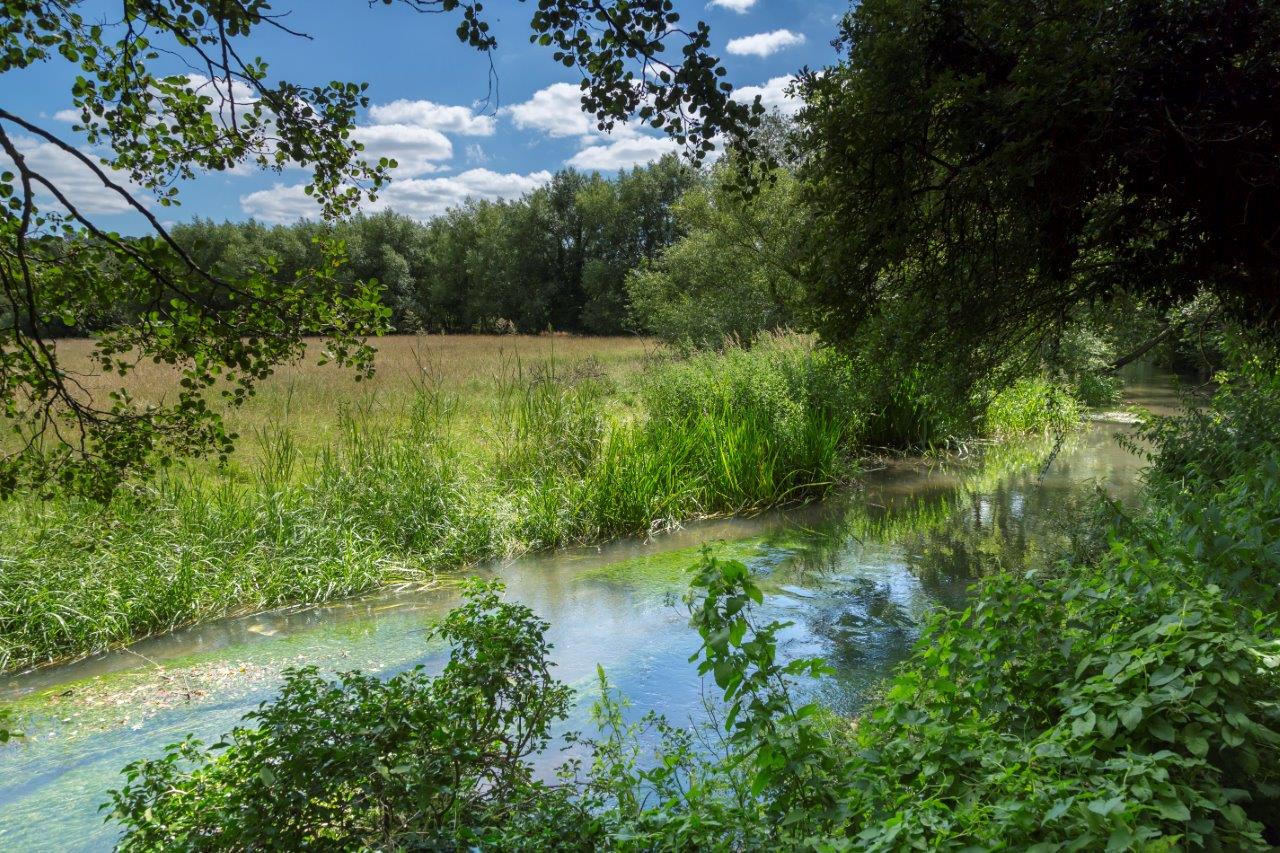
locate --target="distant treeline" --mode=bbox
[168,156,698,336]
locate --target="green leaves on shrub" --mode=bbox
[107,581,594,850]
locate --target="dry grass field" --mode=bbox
[49,334,660,463]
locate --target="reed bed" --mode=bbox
[0,333,1075,672]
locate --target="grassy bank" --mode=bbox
[1,334,1077,673]
[106,348,1280,850]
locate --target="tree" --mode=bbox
[628,153,809,348]
[799,0,1280,383]
[0,0,761,495]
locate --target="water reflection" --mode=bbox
[0,370,1182,851]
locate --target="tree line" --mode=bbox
[139,157,696,337]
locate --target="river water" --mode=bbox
[0,371,1181,851]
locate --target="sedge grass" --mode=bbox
[0,333,1077,673]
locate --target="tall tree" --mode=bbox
[799,0,1280,382]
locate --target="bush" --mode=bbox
[108,581,597,851]
[984,376,1083,438]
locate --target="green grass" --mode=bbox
[0,334,1083,673]
[984,376,1084,437]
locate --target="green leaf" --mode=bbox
[1087,796,1125,816]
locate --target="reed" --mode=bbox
[0,333,1077,672]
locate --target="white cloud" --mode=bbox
[508,82,670,169]
[465,143,488,164]
[352,123,452,177]
[734,75,802,116]
[375,169,554,219]
[237,183,313,223]
[567,136,678,171]
[709,0,758,12]
[725,29,805,57]
[367,99,496,136]
[0,136,142,215]
[53,109,81,123]
[506,82,596,138]
[240,168,553,223]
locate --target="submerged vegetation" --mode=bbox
[107,349,1280,849]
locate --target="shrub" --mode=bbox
[984,376,1083,438]
[107,581,597,851]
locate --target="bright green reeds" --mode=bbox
[0,334,1072,672]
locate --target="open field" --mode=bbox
[49,334,660,465]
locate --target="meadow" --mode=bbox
[47,334,658,467]
[0,333,1074,673]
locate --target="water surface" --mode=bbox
[0,371,1181,850]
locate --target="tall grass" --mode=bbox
[0,333,1084,672]
[984,376,1083,437]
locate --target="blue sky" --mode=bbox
[2,0,848,229]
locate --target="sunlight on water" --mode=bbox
[0,372,1182,851]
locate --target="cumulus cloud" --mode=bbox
[237,183,313,223]
[709,0,757,11]
[240,168,553,223]
[375,169,554,219]
[567,136,678,171]
[0,136,141,215]
[725,29,805,57]
[507,82,670,169]
[352,123,452,177]
[734,75,802,116]
[506,82,597,138]
[367,99,496,136]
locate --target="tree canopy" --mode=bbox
[799,0,1280,380]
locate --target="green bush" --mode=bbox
[108,581,597,851]
[985,376,1083,438]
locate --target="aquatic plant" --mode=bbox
[107,350,1280,849]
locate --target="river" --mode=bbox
[0,369,1181,850]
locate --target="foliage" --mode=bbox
[0,1,398,495]
[107,580,593,851]
[627,155,809,349]
[155,158,698,337]
[984,376,1082,438]
[0,1,761,496]
[800,0,1280,387]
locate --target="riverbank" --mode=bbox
[0,379,1157,850]
[0,334,1084,673]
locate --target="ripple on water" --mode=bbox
[0,372,1181,851]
